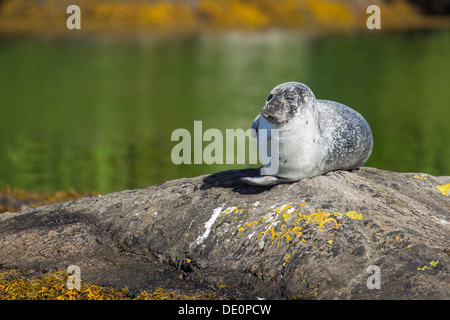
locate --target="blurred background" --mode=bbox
[0,0,449,197]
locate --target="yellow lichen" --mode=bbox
[246,221,258,227]
[282,253,292,267]
[417,260,439,271]
[297,209,341,231]
[417,265,429,271]
[289,226,302,237]
[257,230,266,240]
[429,260,439,268]
[243,204,362,247]
[346,211,363,220]
[436,184,450,196]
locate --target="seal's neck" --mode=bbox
[276,110,317,134]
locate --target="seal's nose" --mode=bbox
[262,100,284,121]
[261,105,273,120]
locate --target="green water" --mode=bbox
[1,31,449,194]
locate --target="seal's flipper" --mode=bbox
[241,176,282,187]
[251,114,263,137]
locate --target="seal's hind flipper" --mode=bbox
[241,176,282,187]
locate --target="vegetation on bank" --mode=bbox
[0,187,98,213]
[0,0,442,36]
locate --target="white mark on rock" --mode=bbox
[223,206,236,214]
[432,217,449,226]
[253,201,260,206]
[188,218,196,229]
[258,240,265,249]
[193,205,224,247]
[286,207,296,214]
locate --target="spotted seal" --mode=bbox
[241,82,373,186]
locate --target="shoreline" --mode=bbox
[2,0,449,39]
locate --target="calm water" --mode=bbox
[1,31,449,194]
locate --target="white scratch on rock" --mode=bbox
[432,217,449,226]
[193,205,224,246]
[286,207,296,214]
[188,218,196,230]
[223,206,236,214]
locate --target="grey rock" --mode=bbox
[0,167,449,299]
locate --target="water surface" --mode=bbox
[1,31,449,193]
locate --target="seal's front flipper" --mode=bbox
[241,176,282,187]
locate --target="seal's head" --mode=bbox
[261,82,315,125]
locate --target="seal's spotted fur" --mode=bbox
[241,82,373,186]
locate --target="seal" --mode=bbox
[241,82,373,186]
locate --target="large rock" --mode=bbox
[0,167,449,299]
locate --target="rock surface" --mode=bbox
[0,167,449,299]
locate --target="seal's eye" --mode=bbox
[267,94,273,102]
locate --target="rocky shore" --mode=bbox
[0,167,449,299]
